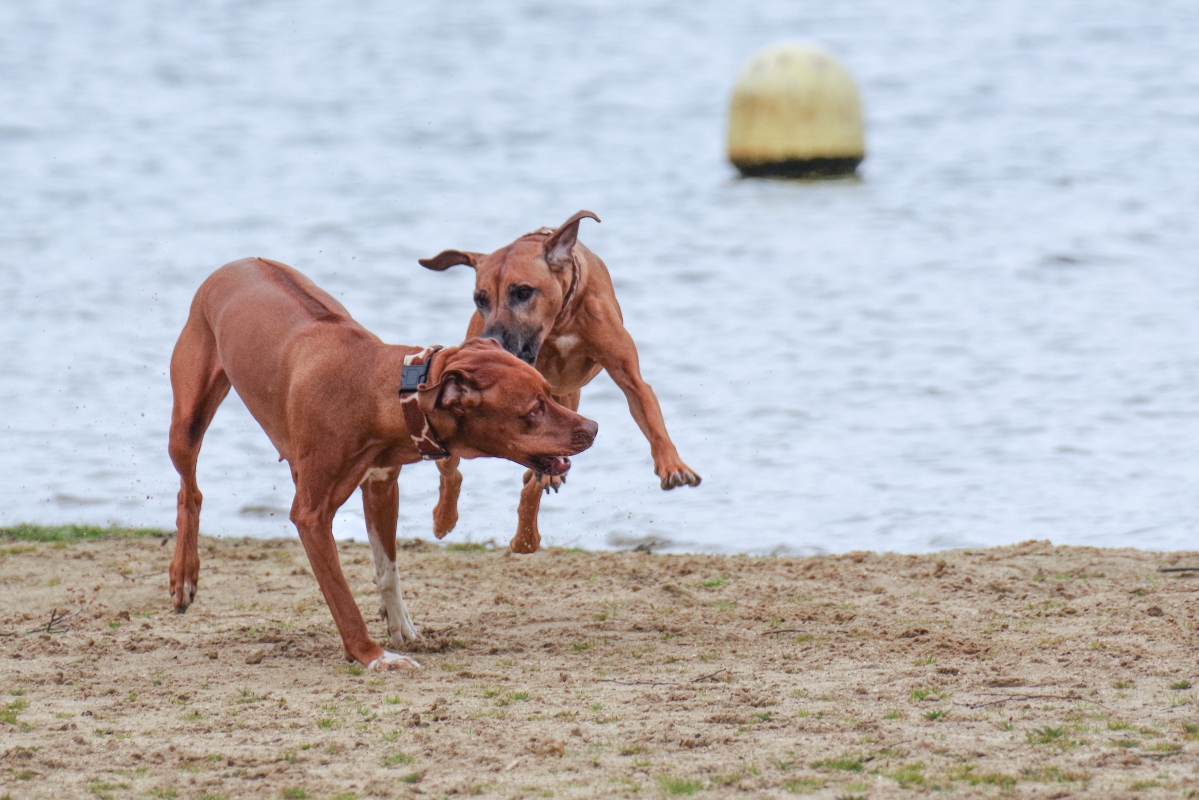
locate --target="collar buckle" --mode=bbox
[400,361,430,393]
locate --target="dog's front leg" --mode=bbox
[361,469,422,646]
[291,493,420,671]
[511,469,548,554]
[432,456,462,538]
[600,331,702,490]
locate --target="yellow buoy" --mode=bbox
[727,42,865,179]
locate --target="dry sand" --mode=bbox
[2,531,1198,799]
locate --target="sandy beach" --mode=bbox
[1,528,1198,799]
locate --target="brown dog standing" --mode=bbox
[168,258,597,669]
[420,212,700,554]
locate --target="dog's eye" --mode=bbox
[473,291,490,311]
[509,285,535,303]
[524,398,545,420]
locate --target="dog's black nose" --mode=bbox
[572,419,598,451]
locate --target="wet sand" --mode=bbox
[1,531,1198,798]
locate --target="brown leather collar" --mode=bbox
[398,346,451,460]
[526,227,582,329]
[553,250,581,329]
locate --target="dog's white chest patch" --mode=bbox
[552,334,580,355]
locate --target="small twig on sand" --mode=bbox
[1159,566,1199,573]
[761,629,806,635]
[597,678,680,687]
[0,608,81,637]
[862,739,915,762]
[597,668,729,688]
[959,693,1105,710]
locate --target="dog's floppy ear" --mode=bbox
[435,371,482,415]
[544,210,600,272]
[418,250,482,271]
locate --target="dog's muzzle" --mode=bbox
[481,325,541,365]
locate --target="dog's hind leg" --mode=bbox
[432,456,462,538]
[362,468,422,645]
[167,309,231,613]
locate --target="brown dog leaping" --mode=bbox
[168,258,597,670]
[419,211,700,554]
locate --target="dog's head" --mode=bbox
[419,211,600,365]
[421,338,597,473]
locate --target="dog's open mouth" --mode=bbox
[529,455,571,476]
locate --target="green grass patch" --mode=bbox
[0,699,27,725]
[444,542,490,552]
[88,780,131,800]
[1022,766,1089,782]
[889,763,924,787]
[1170,679,1192,690]
[383,752,414,767]
[399,772,423,784]
[1026,726,1067,744]
[280,790,308,800]
[657,776,703,795]
[923,709,948,721]
[495,691,529,706]
[0,524,169,542]
[809,755,863,772]
[949,766,1016,788]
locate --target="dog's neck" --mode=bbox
[397,347,451,461]
[552,245,590,329]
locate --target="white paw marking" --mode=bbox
[366,525,422,646]
[368,651,422,670]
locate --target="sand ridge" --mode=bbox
[1,533,1198,798]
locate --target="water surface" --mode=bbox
[2,1,1198,554]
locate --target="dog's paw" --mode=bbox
[525,470,568,495]
[656,462,702,490]
[510,532,541,554]
[170,580,197,613]
[369,651,422,671]
[432,500,459,539]
[380,603,424,646]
